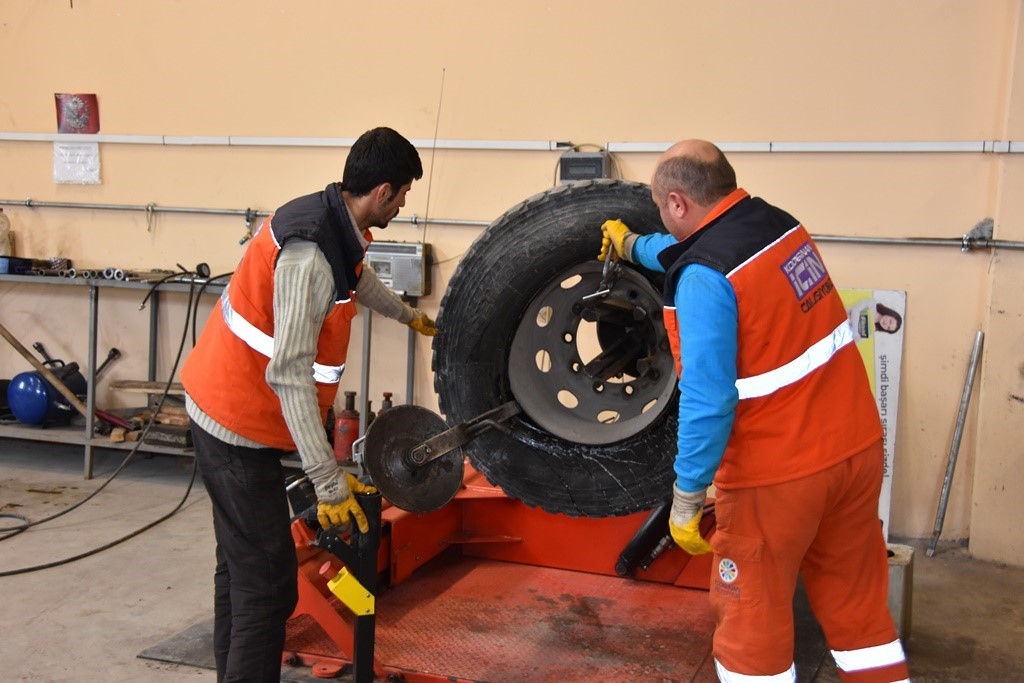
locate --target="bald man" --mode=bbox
[599,141,909,683]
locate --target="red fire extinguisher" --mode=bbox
[333,391,360,464]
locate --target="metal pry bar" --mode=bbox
[582,243,622,302]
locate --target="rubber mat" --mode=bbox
[138,618,326,683]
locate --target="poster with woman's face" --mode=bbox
[841,288,907,540]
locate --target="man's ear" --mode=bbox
[667,190,688,221]
[374,183,393,204]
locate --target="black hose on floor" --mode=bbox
[0,268,221,575]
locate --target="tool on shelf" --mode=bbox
[0,321,132,430]
[94,347,122,380]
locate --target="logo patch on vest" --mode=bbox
[781,241,827,299]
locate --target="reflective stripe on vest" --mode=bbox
[714,660,795,682]
[727,225,799,280]
[734,319,853,400]
[831,640,907,675]
[219,288,345,384]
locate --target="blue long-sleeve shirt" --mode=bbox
[632,233,739,493]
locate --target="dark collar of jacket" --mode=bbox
[656,195,753,273]
[272,183,365,299]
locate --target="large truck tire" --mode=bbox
[432,179,679,517]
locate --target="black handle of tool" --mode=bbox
[32,341,50,360]
[94,347,121,379]
[33,341,61,366]
[615,500,672,577]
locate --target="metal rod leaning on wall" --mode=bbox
[927,330,985,557]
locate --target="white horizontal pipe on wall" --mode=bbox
[1,132,1023,154]
[606,140,1024,154]
[0,132,562,151]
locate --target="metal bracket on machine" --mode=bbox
[358,401,522,513]
[304,491,383,683]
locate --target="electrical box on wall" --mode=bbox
[559,151,611,184]
[364,241,431,298]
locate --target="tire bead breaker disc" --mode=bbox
[361,402,521,513]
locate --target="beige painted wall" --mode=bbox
[1,1,1021,564]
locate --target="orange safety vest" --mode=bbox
[659,190,881,489]
[182,185,368,450]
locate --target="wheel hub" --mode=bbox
[509,261,676,445]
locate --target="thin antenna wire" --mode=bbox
[421,67,446,243]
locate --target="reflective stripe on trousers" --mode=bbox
[715,646,910,683]
[832,639,909,681]
[220,288,345,384]
[734,319,853,399]
[715,660,795,682]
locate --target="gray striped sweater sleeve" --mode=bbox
[355,263,416,323]
[266,240,348,504]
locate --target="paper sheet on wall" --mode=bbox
[53,142,101,184]
[840,289,906,540]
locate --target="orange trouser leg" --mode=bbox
[709,440,908,681]
[709,476,821,676]
[800,440,909,682]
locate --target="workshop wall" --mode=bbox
[1,1,1022,565]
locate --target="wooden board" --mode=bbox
[110,380,185,395]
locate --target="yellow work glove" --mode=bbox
[598,218,636,263]
[407,310,437,337]
[316,473,378,533]
[668,484,712,555]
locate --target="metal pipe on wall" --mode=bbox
[0,197,265,218]
[2,199,1023,250]
[811,234,1024,251]
[0,198,490,229]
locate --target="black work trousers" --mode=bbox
[192,423,299,683]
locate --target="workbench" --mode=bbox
[0,272,224,478]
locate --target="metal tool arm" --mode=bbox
[407,401,522,467]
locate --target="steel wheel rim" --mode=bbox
[508,260,676,445]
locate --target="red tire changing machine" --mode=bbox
[284,405,718,683]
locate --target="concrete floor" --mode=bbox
[1,438,1022,683]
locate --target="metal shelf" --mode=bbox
[1,273,225,476]
[0,422,193,457]
[0,272,226,293]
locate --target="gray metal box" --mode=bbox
[559,151,611,184]
[364,241,431,298]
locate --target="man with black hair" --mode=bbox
[182,127,435,682]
